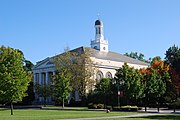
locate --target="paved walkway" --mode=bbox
[62,113,160,120]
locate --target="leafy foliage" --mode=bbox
[53,72,72,108]
[53,47,95,100]
[114,63,143,105]
[34,83,52,106]
[140,60,170,111]
[124,52,149,63]
[21,58,34,105]
[95,78,111,103]
[165,45,180,94]
[165,45,180,73]
[0,46,31,114]
[150,56,162,65]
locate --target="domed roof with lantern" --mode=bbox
[95,19,103,26]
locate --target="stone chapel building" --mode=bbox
[33,19,149,104]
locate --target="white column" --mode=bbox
[39,72,42,85]
[53,71,55,76]
[46,72,49,84]
[52,71,56,84]
[33,73,36,84]
[33,73,36,93]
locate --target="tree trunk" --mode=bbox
[145,98,147,112]
[157,99,159,112]
[10,102,13,115]
[145,96,148,112]
[157,102,159,112]
[44,96,47,107]
[104,93,106,109]
[62,97,64,109]
[145,104,147,112]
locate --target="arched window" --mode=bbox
[105,72,112,79]
[94,46,97,50]
[96,28,98,34]
[98,27,101,34]
[96,71,103,81]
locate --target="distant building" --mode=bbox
[33,19,149,104]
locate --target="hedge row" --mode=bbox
[88,103,142,111]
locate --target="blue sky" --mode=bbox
[0,0,180,64]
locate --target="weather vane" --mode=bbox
[97,13,100,19]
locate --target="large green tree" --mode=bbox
[94,78,111,107]
[53,72,72,108]
[0,46,30,115]
[165,45,180,95]
[53,47,95,101]
[140,60,170,112]
[143,68,166,112]
[165,45,180,74]
[114,63,143,105]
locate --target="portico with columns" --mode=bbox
[33,58,56,104]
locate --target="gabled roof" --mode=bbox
[86,47,149,66]
[32,57,50,69]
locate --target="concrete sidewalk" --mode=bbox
[138,107,180,114]
[62,113,160,120]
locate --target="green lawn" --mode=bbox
[0,108,179,120]
[0,108,137,120]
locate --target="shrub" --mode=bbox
[88,103,93,109]
[92,104,97,109]
[106,106,112,110]
[112,105,139,111]
[88,103,105,109]
[168,101,180,109]
[88,103,98,109]
[97,104,104,109]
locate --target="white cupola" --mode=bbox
[91,19,108,52]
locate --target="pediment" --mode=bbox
[33,57,54,70]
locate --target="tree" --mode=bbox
[53,72,72,108]
[165,45,180,74]
[150,56,162,65]
[34,83,52,106]
[21,59,35,105]
[165,45,180,95]
[53,47,95,101]
[24,60,34,72]
[0,46,30,115]
[21,81,35,105]
[140,60,170,112]
[12,50,35,105]
[143,68,166,112]
[114,63,143,105]
[124,52,149,63]
[94,78,111,107]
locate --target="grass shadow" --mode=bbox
[0,108,9,111]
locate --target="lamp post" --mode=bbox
[173,99,176,113]
[117,85,120,108]
[117,80,124,109]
